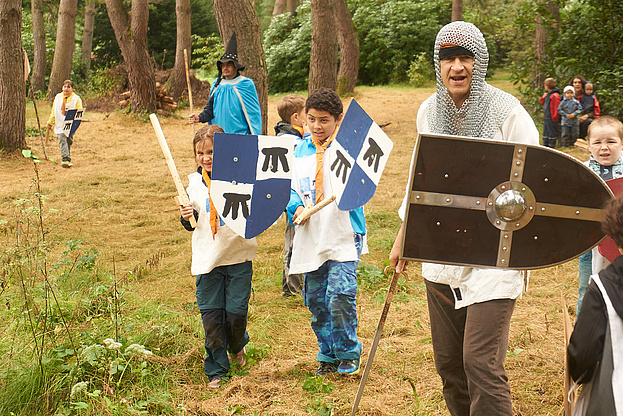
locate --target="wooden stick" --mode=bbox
[352,266,404,415]
[293,195,336,225]
[150,113,196,228]
[183,49,195,134]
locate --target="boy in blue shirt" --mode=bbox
[558,85,583,147]
[287,88,366,376]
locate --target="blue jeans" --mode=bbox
[303,234,363,363]
[57,133,73,162]
[577,251,592,315]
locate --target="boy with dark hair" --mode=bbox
[568,188,623,414]
[287,88,367,376]
[274,94,307,297]
[539,77,561,148]
[558,85,583,147]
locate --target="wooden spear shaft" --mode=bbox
[293,195,336,225]
[150,113,196,228]
[183,49,195,134]
[351,267,403,415]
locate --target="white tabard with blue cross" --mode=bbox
[325,99,394,211]
[210,133,294,239]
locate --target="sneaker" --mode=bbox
[314,361,338,376]
[337,359,360,375]
[61,161,70,168]
[208,377,221,389]
[231,347,246,366]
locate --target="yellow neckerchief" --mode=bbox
[201,168,218,237]
[310,130,337,203]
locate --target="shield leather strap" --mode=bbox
[401,133,614,269]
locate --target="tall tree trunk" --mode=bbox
[272,0,285,16]
[31,0,46,94]
[286,0,297,14]
[534,0,559,88]
[213,0,269,135]
[81,0,96,76]
[0,0,27,151]
[47,0,78,101]
[167,0,192,101]
[335,0,358,95]
[308,0,337,93]
[451,0,463,22]
[105,0,157,112]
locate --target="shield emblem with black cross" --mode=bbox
[400,133,613,269]
[210,133,294,239]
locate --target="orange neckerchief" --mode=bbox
[292,125,304,136]
[62,96,67,115]
[201,168,218,237]
[310,130,337,203]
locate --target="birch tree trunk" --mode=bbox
[336,0,358,95]
[308,0,337,93]
[0,0,27,151]
[105,0,157,112]
[47,0,78,100]
[213,0,269,134]
[81,0,96,75]
[167,0,192,100]
[31,0,46,94]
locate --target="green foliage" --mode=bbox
[351,0,450,85]
[510,0,623,119]
[263,0,450,92]
[263,2,313,93]
[302,376,334,394]
[191,34,224,79]
[407,52,435,87]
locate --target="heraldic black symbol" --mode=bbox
[261,147,290,173]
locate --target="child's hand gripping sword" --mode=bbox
[292,195,336,225]
[150,113,196,228]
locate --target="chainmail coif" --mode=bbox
[427,21,520,139]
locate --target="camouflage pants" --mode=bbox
[304,235,363,363]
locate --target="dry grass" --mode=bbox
[0,84,591,415]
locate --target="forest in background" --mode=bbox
[16,0,623,117]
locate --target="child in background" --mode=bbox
[47,80,83,168]
[274,94,307,297]
[579,81,602,140]
[568,191,623,415]
[539,77,561,148]
[558,85,583,147]
[577,116,623,315]
[179,125,257,389]
[287,88,366,376]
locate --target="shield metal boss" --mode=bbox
[401,133,613,269]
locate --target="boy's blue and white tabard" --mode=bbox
[186,170,257,276]
[201,76,262,136]
[287,136,367,275]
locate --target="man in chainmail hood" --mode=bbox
[390,22,539,415]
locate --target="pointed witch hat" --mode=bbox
[217,32,245,72]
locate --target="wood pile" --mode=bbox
[118,82,178,111]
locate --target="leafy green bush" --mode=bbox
[407,52,435,87]
[263,2,313,93]
[263,0,450,93]
[351,0,449,85]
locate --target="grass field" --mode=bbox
[0,83,591,415]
